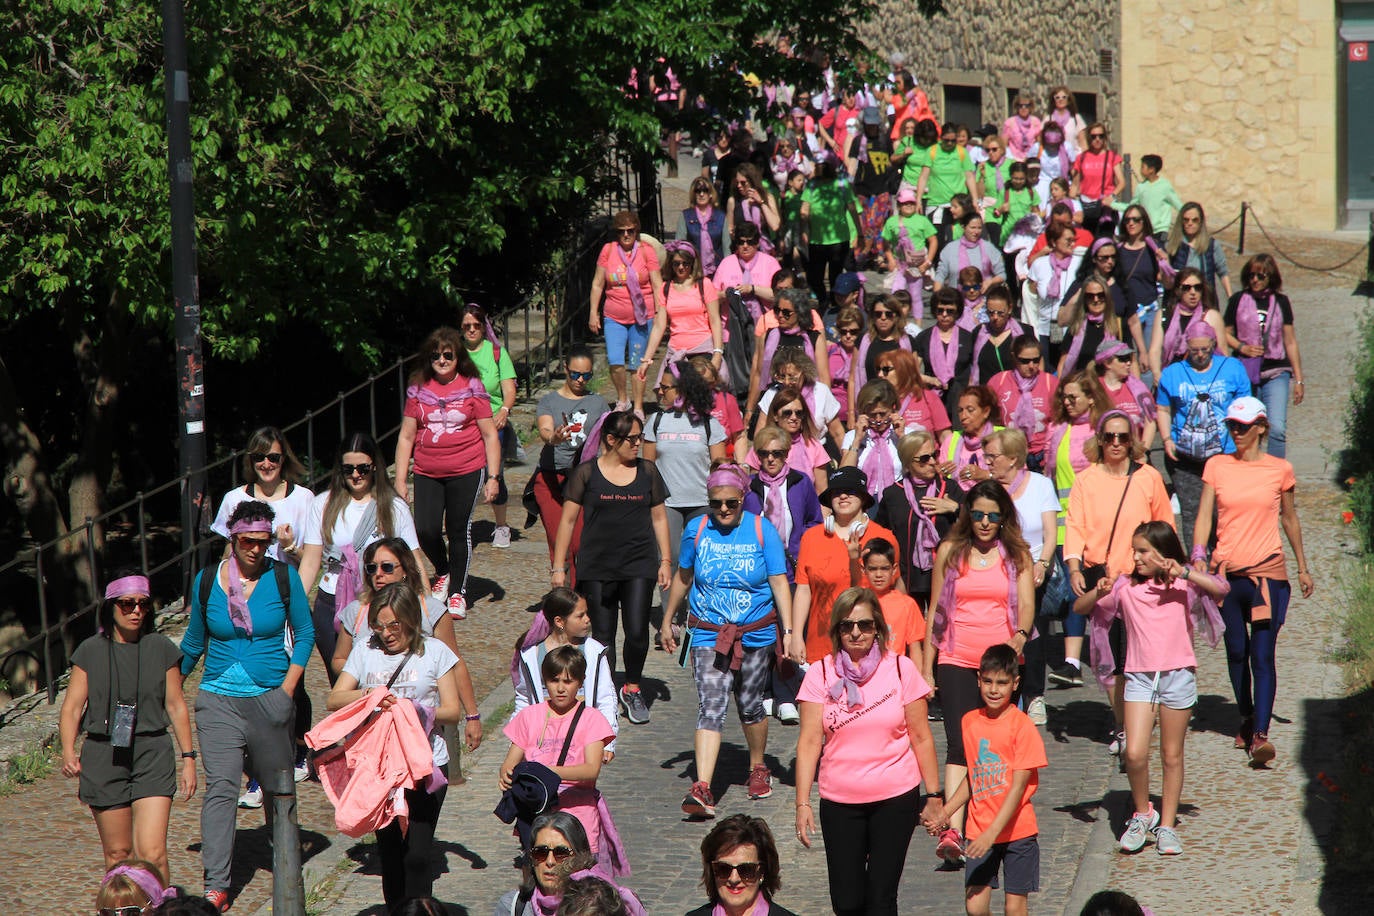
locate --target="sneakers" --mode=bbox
[204,889,231,912]
[619,686,650,724]
[681,780,716,818]
[761,697,775,717]
[777,702,800,725]
[447,592,467,620]
[747,764,773,799]
[430,574,449,598]
[1153,825,1183,856]
[492,525,512,548]
[1118,805,1160,853]
[1235,716,1255,751]
[238,780,263,809]
[293,760,310,783]
[1026,696,1047,726]
[1249,732,1276,767]
[927,699,944,722]
[1048,663,1084,687]
[1108,730,1126,756]
[936,827,965,863]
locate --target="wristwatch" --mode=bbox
[1015,628,1030,639]
[181,751,198,760]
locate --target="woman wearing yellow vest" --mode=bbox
[938,385,1003,492]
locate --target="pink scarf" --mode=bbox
[1010,371,1041,438]
[827,642,884,710]
[694,206,718,275]
[226,518,272,635]
[758,465,791,543]
[740,199,774,253]
[1046,253,1074,301]
[853,332,912,390]
[952,422,993,491]
[760,326,815,379]
[736,253,764,321]
[859,425,897,497]
[970,318,1026,383]
[616,242,650,325]
[1063,312,1110,373]
[957,236,996,279]
[1042,140,1072,177]
[1234,291,1285,360]
[931,543,1024,653]
[713,901,770,916]
[1010,116,1039,158]
[1161,303,1201,366]
[927,328,962,385]
[901,476,944,569]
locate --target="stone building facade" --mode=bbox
[862,0,1355,231]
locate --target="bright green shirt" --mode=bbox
[466,339,517,412]
[803,181,857,246]
[923,146,973,207]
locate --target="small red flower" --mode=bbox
[1344,511,1356,525]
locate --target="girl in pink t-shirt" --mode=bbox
[501,646,617,861]
[1074,522,1226,856]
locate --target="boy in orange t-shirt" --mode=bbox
[930,645,1047,916]
[862,538,925,662]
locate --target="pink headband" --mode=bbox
[1095,409,1133,439]
[1184,317,1217,342]
[664,239,697,258]
[104,576,150,601]
[1090,237,1116,256]
[229,518,273,535]
[707,464,751,493]
[102,865,177,906]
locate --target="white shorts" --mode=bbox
[1122,668,1197,710]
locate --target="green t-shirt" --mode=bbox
[466,339,517,412]
[1003,186,1040,227]
[924,146,973,207]
[881,213,937,253]
[894,137,933,187]
[803,181,857,246]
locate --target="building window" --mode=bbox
[1006,88,1020,119]
[944,84,982,130]
[1075,92,1099,124]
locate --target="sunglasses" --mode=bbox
[364,562,400,576]
[876,365,895,375]
[99,908,148,916]
[568,370,593,381]
[969,510,1003,523]
[430,350,455,362]
[616,228,637,236]
[236,535,272,549]
[370,620,404,635]
[616,433,644,445]
[912,452,938,464]
[1249,272,1270,281]
[757,448,788,461]
[1090,132,1106,139]
[341,462,375,477]
[838,618,878,634]
[1017,356,1040,365]
[711,860,764,883]
[694,187,711,195]
[1055,93,1069,100]
[461,322,484,331]
[1099,431,1131,445]
[654,385,676,397]
[708,497,742,510]
[775,308,796,318]
[837,327,861,337]
[672,260,693,269]
[987,309,1011,319]
[776,408,805,419]
[114,597,151,612]
[960,284,982,293]
[1123,215,1143,223]
[1226,419,1258,434]
[1094,253,1117,261]
[871,309,896,318]
[736,237,760,247]
[249,451,283,465]
[934,307,958,316]
[1085,292,1108,302]
[531,845,575,863]
[1178,282,1204,292]
[1017,102,1031,108]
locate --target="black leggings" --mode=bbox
[580,578,655,684]
[937,664,983,767]
[806,241,849,303]
[414,469,485,598]
[310,589,340,686]
[818,784,922,916]
[378,764,448,906]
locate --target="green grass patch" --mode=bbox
[484,699,516,737]
[0,737,56,796]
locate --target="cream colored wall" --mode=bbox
[1119,0,1338,231]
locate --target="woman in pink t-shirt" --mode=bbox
[589,211,665,415]
[795,587,943,915]
[750,385,830,494]
[638,240,724,388]
[924,480,1034,861]
[395,326,500,619]
[1074,522,1227,856]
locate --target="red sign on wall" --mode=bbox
[1352,42,1370,62]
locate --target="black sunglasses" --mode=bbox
[757,448,788,460]
[430,350,455,362]
[708,497,742,510]
[775,308,796,318]
[531,844,575,863]
[911,452,938,464]
[115,597,152,612]
[1099,431,1131,444]
[711,860,763,883]
[837,618,878,634]
[364,562,400,576]
[1178,282,1204,292]
[1016,356,1040,365]
[568,370,593,381]
[249,451,283,464]
[341,462,375,477]
[969,510,1003,523]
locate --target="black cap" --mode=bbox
[818,466,875,509]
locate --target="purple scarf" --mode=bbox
[694,206,718,276]
[1010,371,1041,438]
[931,542,1023,653]
[1234,291,1285,360]
[1161,304,1201,366]
[736,253,764,321]
[970,318,1027,384]
[616,242,650,325]
[952,422,994,491]
[509,614,553,689]
[740,199,775,253]
[531,865,646,916]
[1063,312,1110,373]
[226,518,272,635]
[757,466,791,543]
[827,642,884,710]
[1088,574,1228,689]
[901,476,944,569]
[713,900,771,916]
[1046,252,1073,301]
[927,328,961,385]
[957,237,996,278]
[853,332,911,391]
[1042,140,1072,178]
[859,425,898,497]
[406,380,490,411]
[760,326,815,379]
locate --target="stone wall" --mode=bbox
[858,0,1121,130]
[1117,0,1337,231]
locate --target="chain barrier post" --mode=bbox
[1357,212,1374,298]
[1238,202,1248,255]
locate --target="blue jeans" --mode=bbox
[1221,576,1290,734]
[1257,372,1291,459]
[603,318,649,368]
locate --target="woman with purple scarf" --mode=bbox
[741,426,824,580]
[590,210,665,415]
[497,811,646,916]
[676,178,727,278]
[873,430,965,605]
[923,481,1034,863]
[1223,254,1305,458]
[795,586,943,915]
[60,573,195,885]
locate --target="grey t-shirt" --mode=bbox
[536,391,610,470]
[71,633,182,736]
[644,409,727,509]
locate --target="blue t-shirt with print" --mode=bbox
[681,511,788,649]
[1157,355,1251,457]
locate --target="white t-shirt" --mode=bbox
[1027,252,1084,334]
[342,636,458,766]
[302,494,419,593]
[339,595,448,640]
[840,429,903,485]
[210,483,316,563]
[758,384,841,437]
[1010,472,1059,560]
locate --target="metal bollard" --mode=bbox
[266,767,306,916]
[1238,201,1248,255]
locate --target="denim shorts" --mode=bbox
[1123,668,1197,710]
[603,319,649,367]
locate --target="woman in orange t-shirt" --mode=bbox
[1192,397,1313,767]
[924,480,1034,862]
[788,467,894,665]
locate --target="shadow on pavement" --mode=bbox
[1304,690,1370,913]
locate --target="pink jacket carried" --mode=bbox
[305,686,434,837]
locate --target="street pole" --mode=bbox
[159,0,207,599]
